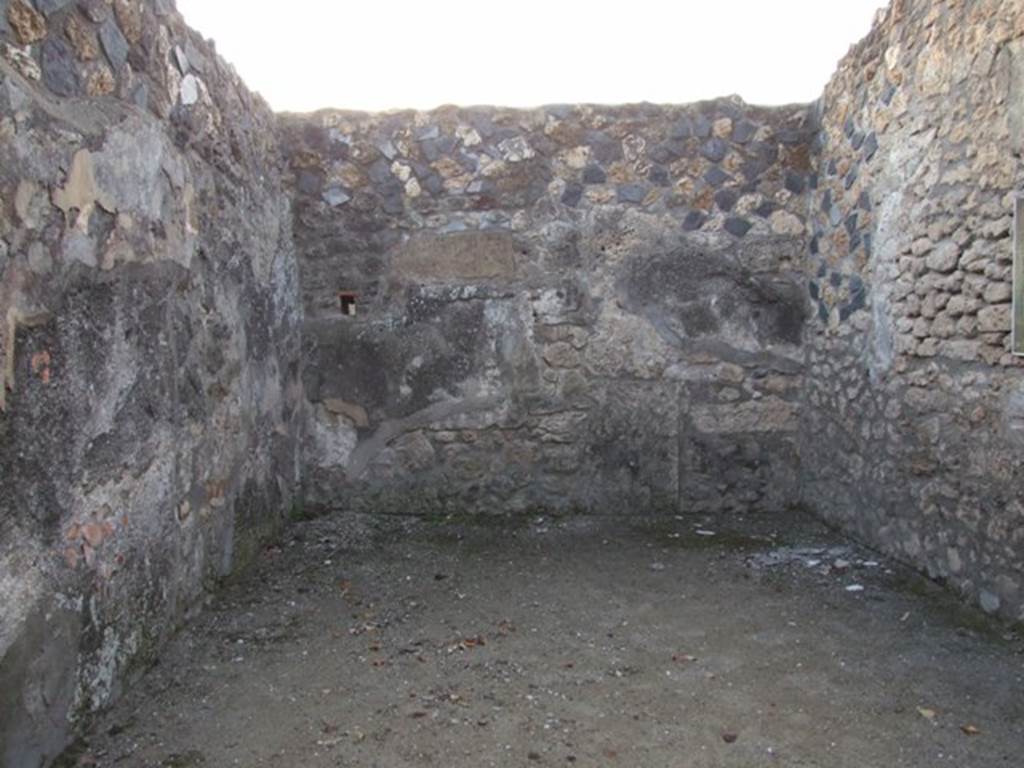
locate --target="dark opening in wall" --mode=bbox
[339,292,358,317]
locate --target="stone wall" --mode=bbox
[0,1,303,762]
[282,101,813,516]
[802,0,1024,622]
[4,0,1024,762]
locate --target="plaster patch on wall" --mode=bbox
[0,549,45,658]
[52,149,115,229]
[1007,39,1024,157]
[390,231,522,282]
[77,626,138,714]
[310,405,358,469]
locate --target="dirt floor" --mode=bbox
[62,509,1023,767]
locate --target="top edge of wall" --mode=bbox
[275,97,818,121]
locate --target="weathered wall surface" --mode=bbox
[283,102,812,516]
[0,1,303,763]
[803,0,1024,622]
[5,0,1022,762]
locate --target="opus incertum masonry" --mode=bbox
[1,0,1022,764]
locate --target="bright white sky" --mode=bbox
[177,0,885,113]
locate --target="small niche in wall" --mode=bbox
[1015,196,1024,356]
[338,291,358,317]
